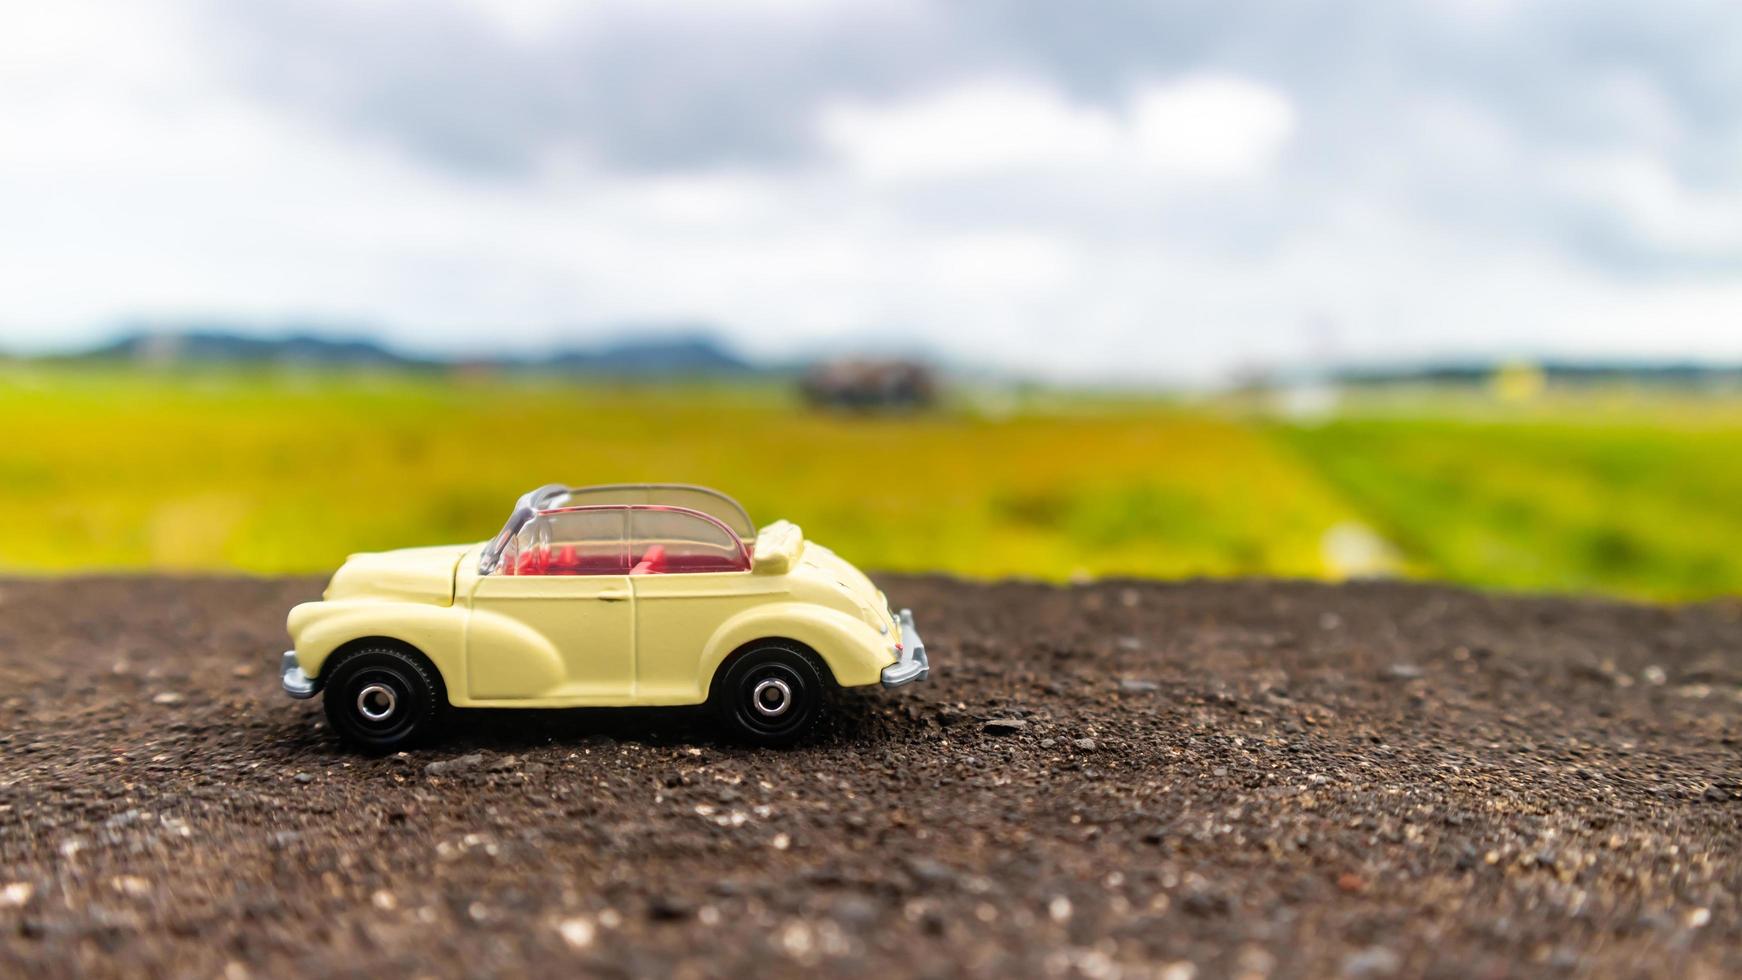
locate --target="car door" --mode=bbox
[464,506,636,702]
[625,506,777,703]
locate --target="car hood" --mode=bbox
[792,539,898,639]
[323,543,473,606]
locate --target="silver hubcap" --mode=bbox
[357,683,398,722]
[751,678,792,718]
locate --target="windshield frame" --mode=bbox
[477,484,568,576]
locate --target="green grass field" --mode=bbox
[1274,393,1742,599]
[3,364,1738,600]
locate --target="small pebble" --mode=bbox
[557,917,595,949]
[0,883,32,908]
[1342,946,1401,977]
[425,753,487,776]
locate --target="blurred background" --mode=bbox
[3,1,1740,599]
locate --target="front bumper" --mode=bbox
[281,650,319,699]
[880,609,930,687]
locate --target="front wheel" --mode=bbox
[322,646,447,751]
[711,643,829,747]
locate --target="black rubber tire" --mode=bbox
[710,642,828,747]
[321,646,447,752]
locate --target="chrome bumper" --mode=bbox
[880,609,930,687]
[281,650,319,699]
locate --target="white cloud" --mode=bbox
[819,79,1121,179]
[819,74,1296,181]
[1129,76,1297,177]
[446,0,891,42]
[1557,151,1742,254]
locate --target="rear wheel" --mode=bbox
[322,646,447,751]
[711,642,828,746]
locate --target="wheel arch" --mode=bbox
[324,634,432,670]
[707,637,835,701]
[698,602,889,692]
[289,599,466,695]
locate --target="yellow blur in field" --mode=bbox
[0,367,1356,582]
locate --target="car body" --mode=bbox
[280,483,928,747]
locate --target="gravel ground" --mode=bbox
[1,575,1739,979]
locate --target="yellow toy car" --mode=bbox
[280,483,928,749]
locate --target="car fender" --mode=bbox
[701,602,892,691]
[287,599,467,693]
[460,607,568,700]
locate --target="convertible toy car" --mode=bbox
[280,483,928,749]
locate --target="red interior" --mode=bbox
[505,542,746,576]
[506,550,630,576]
[635,552,747,574]
[630,543,667,575]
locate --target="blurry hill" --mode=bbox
[67,327,761,377]
[37,329,1742,392]
[1328,361,1742,388]
[543,335,756,376]
[86,331,413,367]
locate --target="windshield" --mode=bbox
[477,483,755,575]
[545,484,755,539]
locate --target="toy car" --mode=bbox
[279,483,928,749]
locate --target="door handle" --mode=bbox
[597,589,630,602]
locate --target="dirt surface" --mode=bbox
[2,575,1740,979]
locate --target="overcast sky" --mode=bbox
[3,0,1740,381]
